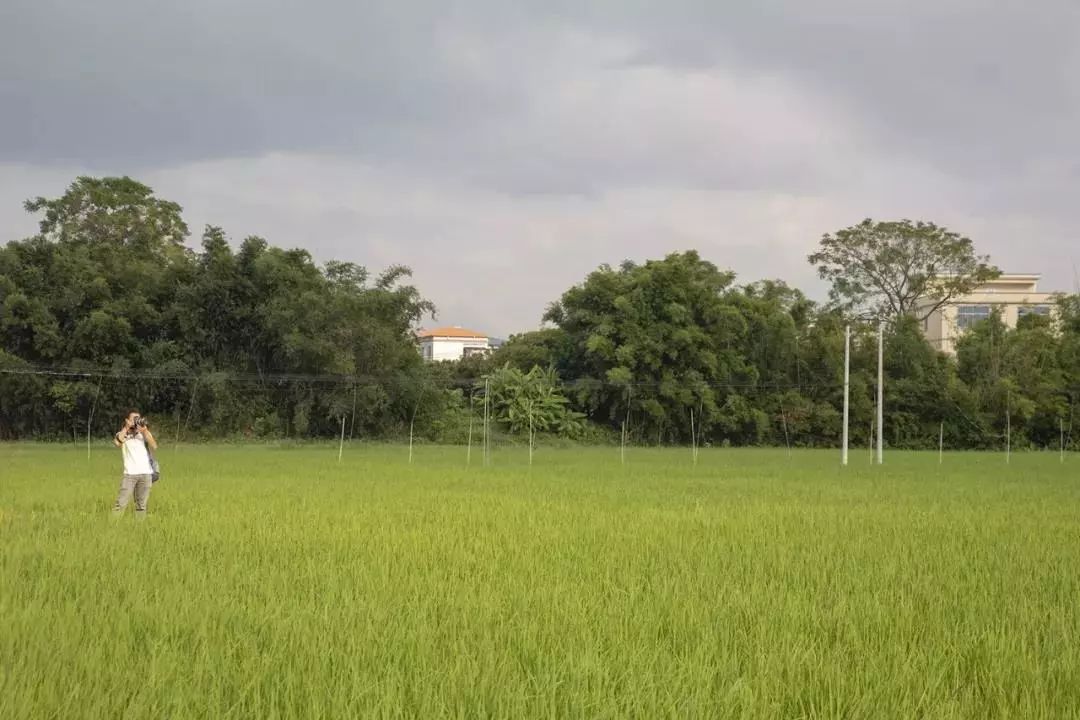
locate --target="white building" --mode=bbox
[916,273,1056,354]
[417,326,491,362]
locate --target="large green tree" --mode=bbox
[0,177,437,440]
[955,308,1068,449]
[808,219,1000,321]
[6,175,1080,449]
[543,252,760,443]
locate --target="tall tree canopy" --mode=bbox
[26,176,189,250]
[0,177,435,439]
[3,177,1078,450]
[543,252,811,443]
[808,219,1000,321]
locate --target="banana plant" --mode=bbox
[478,364,584,439]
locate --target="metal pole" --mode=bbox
[1006,390,1011,465]
[842,324,850,466]
[86,379,102,461]
[621,421,627,467]
[690,408,697,466]
[408,393,420,465]
[780,403,791,460]
[876,321,884,465]
[939,421,944,465]
[348,382,358,441]
[869,419,874,465]
[621,387,631,467]
[174,407,182,451]
[338,416,345,463]
[1062,417,1066,464]
[466,393,474,466]
[408,416,415,464]
[180,378,199,449]
[483,379,490,467]
[696,399,704,464]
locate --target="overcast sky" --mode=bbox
[3,1,1079,336]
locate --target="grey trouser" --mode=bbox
[114,474,152,515]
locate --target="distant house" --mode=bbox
[916,273,1057,354]
[417,326,491,362]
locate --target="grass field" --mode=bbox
[2,443,1079,719]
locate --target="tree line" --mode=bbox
[2,177,1078,449]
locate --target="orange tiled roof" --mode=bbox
[417,326,488,339]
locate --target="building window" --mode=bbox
[956,305,991,330]
[1017,304,1051,319]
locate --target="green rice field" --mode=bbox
[2,443,1079,719]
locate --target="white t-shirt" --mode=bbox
[121,435,154,476]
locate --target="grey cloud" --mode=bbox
[0,0,513,165]
[589,1,1080,179]
[3,1,1080,334]
[5,0,1078,190]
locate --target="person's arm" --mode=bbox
[142,427,158,451]
[114,418,133,447]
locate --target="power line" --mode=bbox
[7,365,1080,399]
[0,365,845,393]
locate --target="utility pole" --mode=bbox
[876,320,884,465]
[483,378,490,467]
[842,324,850,466]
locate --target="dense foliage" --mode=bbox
[2,177,1078,448]
[0,177,434,440]
[808,218,1000,321]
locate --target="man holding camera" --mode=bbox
[112,410,158,517]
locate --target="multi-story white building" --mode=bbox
[917,273,1056,354]
[417,326,491,362]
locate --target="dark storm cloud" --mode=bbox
[3,0,1079,335]
[603,1,1080,179]
[4,0,1078,186]
[0,0,516,166]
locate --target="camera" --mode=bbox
[131,415,147,429]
